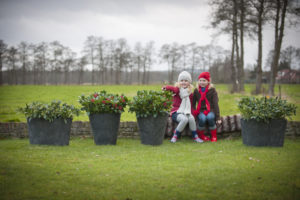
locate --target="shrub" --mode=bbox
[129,90,173,118]
[18,101,80,123]
[78,90,129,115]
[238,96,297,123]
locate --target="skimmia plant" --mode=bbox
[238,96,297,123]
[18,101,80,123]
[78,90,129,115]
[129,90,173,118]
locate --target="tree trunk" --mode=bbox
[22,60,26,84]
[255,0,264,94]
[231,22,238,93]
[137,56,141,84]
[269,0,288,96]
[142,59,146,84]
[238,0,245,92]
[191,53,195,81]
[231,0,239,93]
[13,61,17,85]
[0,54,2,85]
[170,57,175,84]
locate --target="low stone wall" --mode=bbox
[0,116,299,139]
[0,121,140,139]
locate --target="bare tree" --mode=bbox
[279,46,300,70]
[49,41,64,84]
[18,42,31,84]
[33,42,48,84]
[210,0,250,92]
[0,40,7,85]
[32,43,41,84]
[210,0,238,92]
[106,40,116,84]
[248,0,271,94]
[143,41,155,84]
[95,37,106,84]
[160,43,181,84]
[237,0,246,92]
[179,44,188,70]
[7,46,18,85]
[78,56,87,85]
[62,47,76,84]
[199,45,222,72]
[134,42,143,84]
[187,43,200,80]
[268,0,299,95]
[83,36,97,85]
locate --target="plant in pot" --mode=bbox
[79,90,129,145]
[129,90,173,145]
[238,96,296,147]
[18,101,80,146]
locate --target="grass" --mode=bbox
[0,84,299,122]
[0,137,299,200]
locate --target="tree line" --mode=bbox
[0,37,299,87]
[0,37,230,85]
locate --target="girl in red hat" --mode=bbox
[162,71,203,143]
[192,71,221,142]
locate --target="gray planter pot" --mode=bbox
[241,118,287,147]
[89,113,121,145]
[27,118,72,146]
[137,113,168,145]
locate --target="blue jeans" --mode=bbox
[197,112,216,130]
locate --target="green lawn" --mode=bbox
[0,138,299,200]
[0,84,299,122]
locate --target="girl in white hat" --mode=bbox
[163,71,203,143]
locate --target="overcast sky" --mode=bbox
[0,0,300,71]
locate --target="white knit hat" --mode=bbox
[178,71,192,83]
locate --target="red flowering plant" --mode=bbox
[78,90,129,115]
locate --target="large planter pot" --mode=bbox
[89,113,121,145]
[241,118,287,147]
[27,118,72,146]
[137,113,168,145]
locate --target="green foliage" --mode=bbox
[129,90,173,118]
[238,96,297,122]
[78,90,129,115]
[17,100,80,122]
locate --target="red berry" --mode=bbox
[119,106,123,110]
[91,99,95,103]
[93,93,98,98]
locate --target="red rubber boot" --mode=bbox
[210,129,217,142]
[197,130,210,141]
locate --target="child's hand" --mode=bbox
[216,120,222,125]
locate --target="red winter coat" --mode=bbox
[165,86,195,116]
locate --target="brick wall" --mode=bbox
[0,116,299,139]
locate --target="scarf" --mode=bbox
[195,85,210,116]
[177,88,191,115]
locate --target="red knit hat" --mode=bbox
[198,72,210,82]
